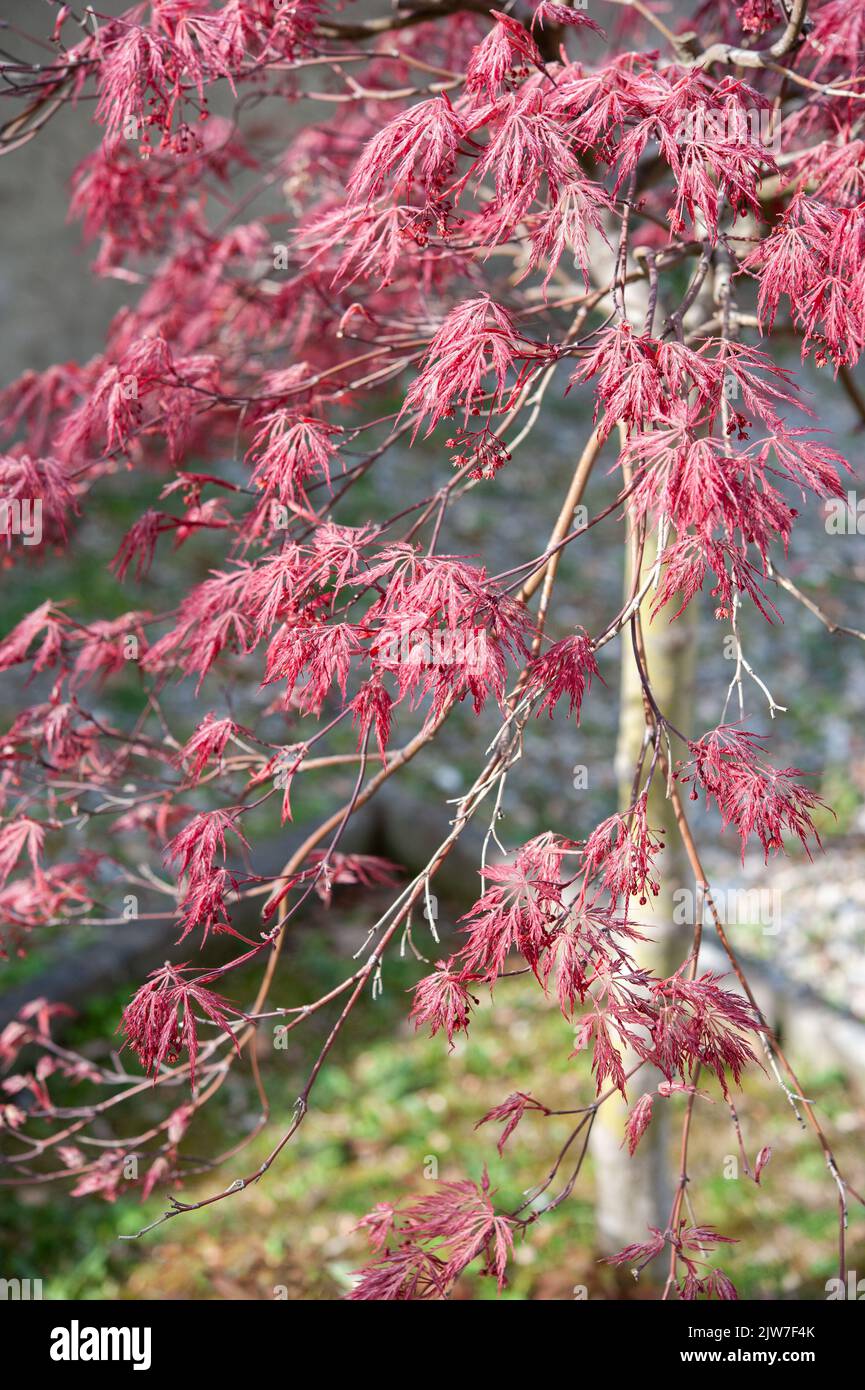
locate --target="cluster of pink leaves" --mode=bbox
[678,726,828,861]
[410,829,760,1102]
[349,1171,514,1299]
[119,961,244,1086]
[607,1223,739,1301]
[747,193,865,368]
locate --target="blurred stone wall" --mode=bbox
[0,0,130,383]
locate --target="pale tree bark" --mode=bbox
[590,543,696,1263]
[583,218,704,1271]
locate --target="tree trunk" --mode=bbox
[590,534,696,1266]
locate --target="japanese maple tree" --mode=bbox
[0,0,863,1300]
